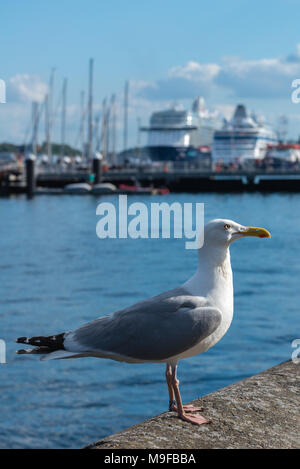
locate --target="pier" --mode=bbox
[87,361,299,449]
[100,168,300,192]
[2,163,300,195]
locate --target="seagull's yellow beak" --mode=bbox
[241,226,271,238]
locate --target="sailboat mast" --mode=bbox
[45,94,49,159]
[47,68,55,164]
[106,104,110,164]
[87,58,94,164]
[111,94,117,165]
[137,117,141,148]
[32,101,39,155]
[60,78,67,159]
[94,111,101,153]
[100,98,107,160]
[80,91,85,160]
[123,80,129,151]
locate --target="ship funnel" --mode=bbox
[233,104,247,120]
[192,96,205,114]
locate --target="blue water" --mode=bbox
[0,193,298,448]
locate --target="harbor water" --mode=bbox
[0,193,298,448]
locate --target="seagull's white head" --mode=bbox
[204,219,271,248]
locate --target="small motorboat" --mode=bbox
[92,183,117,195]
[64,183,92,194]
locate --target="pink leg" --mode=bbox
[165,364,175,409]
[170,364,211,425]
[165,364,202,413]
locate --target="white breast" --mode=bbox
[174,249,234,361]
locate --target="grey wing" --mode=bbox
[66,287,222,362]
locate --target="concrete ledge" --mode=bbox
[87,361,299,449]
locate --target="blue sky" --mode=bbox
[1,0,300,148]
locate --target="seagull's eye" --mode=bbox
[224,224,231,231]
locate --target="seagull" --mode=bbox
[16,219,270,426]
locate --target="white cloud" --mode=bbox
[169,61,220,82]
[216,55,300,98]
[8,74,48,103]
[137,44,300,101]
[133,62,219,101]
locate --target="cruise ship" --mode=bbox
[140,97,220,162]
[212,104,278,166]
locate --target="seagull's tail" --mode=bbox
[16,333,66,356]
